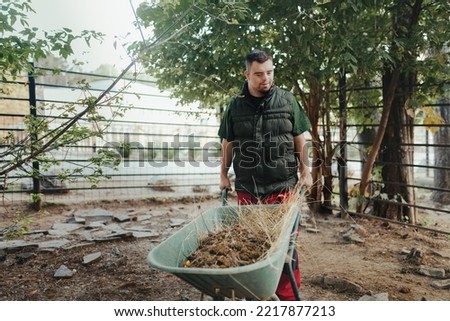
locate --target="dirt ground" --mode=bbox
[1,194,449,301]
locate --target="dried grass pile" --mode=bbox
[184,192,301,269]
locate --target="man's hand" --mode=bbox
[299,169,313,190]
[220,138,233,192]
[219,175,232,192]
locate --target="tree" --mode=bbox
[0,1,103,81]
[0,0,124,210]
[132,0,450,221]
[432,98,450,204]
[358,0,450,223]
[131,0,385,214]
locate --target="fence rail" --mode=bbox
[1,67,449,220]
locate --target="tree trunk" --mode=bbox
[296,78,331,214]
[357,112,379,174]
[431,98,450,204]
[323,79,334,212]
[357,69,399,213]
[359,0,423,224]
[373,70,416,223]
[307,81,324,213]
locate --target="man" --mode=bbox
[218,49,312,300]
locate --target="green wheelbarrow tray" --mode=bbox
[147,203,300,300]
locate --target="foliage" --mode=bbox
[0,210,34,240]
[118,142,132,158]
[0,0,130,209]
[131,0,450,122]
[0,0,103,81]
[131,0,450,219]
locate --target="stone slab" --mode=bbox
[170,218,185,227]
[37,239,71,249]
[74,208,113,223]
[82,252,102,265]
[132,231,160,238]
[0,240,39,253]
[418,265,446,279]
[52,223,84,232]
[431,279,450,289]
[54,265,75,279]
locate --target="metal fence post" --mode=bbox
[28,62,41,209]
[338,70,348,216]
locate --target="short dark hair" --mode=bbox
[245,49,273,70]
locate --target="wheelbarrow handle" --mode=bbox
[221,188,228,206]
[299,186,307,198]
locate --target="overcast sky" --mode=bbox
[28,0,147,71]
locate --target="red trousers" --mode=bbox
[237,191,301,301]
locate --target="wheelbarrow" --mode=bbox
[147,190,302,301]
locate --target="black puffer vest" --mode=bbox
[230,84,299,197]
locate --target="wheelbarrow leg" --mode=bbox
[285,257,301,301]
[284,211,301,301]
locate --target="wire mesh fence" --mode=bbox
[0,67,449,217]
[1,67,222,204]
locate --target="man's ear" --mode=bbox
[243,70,249,79]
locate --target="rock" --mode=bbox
[54,265,75,279]
[51,223,84,232]
[63,242,95,250]
[24,229,48,236]
[104,223,127,234]
[85,221,106,229]
[429,249,450,260]
[169,206,181,213]
[48,223,84,237]
[74,208,113,223]
[342,224,367,243]
[15,252,37,264]
[92,230,133,241]
[78,231,94,241]
[350,224,368,236]
[431,279,450,289]
[37,239,71,250]
[358,292,389,301]
[342,230,365,243]
[136,214,152,222]
[82,252,102,265]
[310,275,364,293]
[131,231,160,238]
[170,218,185,227]
[0,240,39,253]
[47,230,69,237]
[418,265,446,279]
[406,247,423,261]
[306,228,320,233]
[0,249,6,262]
[400,248,411,255]
[72,216,86,224]
[113,213,133,223]
[27,232,46,240]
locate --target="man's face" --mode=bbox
[244,59,274,97]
